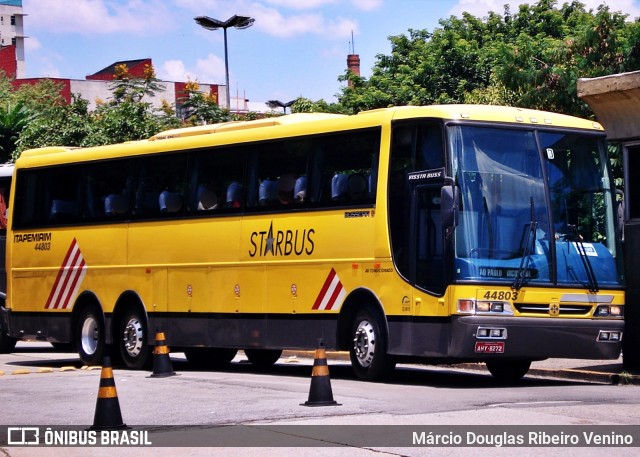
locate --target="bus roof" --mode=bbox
[381,104,604,131]
[14,105,604,167]
[149,113,346,141]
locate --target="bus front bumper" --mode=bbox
[449,315,624,360]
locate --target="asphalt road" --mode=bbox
[1,342,640,457]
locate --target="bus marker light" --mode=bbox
[598,330,622,342]
[476,327,507,339]
[458,299,475,313]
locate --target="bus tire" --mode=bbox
[118,308,151,370]
[184,348,238,369]
[0,331,16,353]
[349,307,395,381]
[76,305,105,366]
[0,323,17,353]
[486,359,531,382]
[244,349,282,368]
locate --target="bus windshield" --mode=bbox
[451,125,623,289]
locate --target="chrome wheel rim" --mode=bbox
[353,319,376,368]
[81,316,99,355]
[122,317,144,358]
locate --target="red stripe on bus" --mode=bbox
[45,239,78,309]
[324,279,344,311]
[52,247,83,309]
[312,268,337,310]
[59,258,86,310]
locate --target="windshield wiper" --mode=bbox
[568,224,599,293]
[512,198,537,291]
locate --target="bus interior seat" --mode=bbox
[331,173,349,201]
[104,194,129,215]
[197,188,218,210]
[348,174,367,201]
[50,199,79,221]
[227,182,243,208]
[277,174,295,205]
[259,179,277,207]
[294,176,307,203]
[159,191,183,213]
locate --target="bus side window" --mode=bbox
[317,129,380,207]
[49,168,82,224]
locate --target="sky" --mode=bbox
[19,0,640,107]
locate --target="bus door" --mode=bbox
[411,183,446,297]
[389,122,447,316]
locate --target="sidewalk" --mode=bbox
[284,350,640,385]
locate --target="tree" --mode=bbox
[337,0,640,118]
[0,101,32,163]
[178,80,232,125]
[15,95,94,157]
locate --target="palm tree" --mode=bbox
[0,101,32,163]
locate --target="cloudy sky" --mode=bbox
[20,0,640,105]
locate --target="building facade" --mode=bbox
[0,0,25,78]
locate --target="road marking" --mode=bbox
[488,400,582,408]
[11,369,31,375]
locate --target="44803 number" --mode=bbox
[34,242,51,251]
[482,290,518,301]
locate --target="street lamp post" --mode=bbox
[266,99,296,114]
[194,14,255,110]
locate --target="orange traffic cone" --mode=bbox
[90,356,129,430]
[301,339,341,407]
[149,331,176,378]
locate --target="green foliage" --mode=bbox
[0,101,33,163]
[338,0,640,118]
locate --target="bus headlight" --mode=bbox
[594,305,624,318]
[457,299,513,315]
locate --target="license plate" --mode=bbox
[475,341,505,353]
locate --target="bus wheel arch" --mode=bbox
[337,289,395,381]
[112,292,151,370]
[71,292,106,366]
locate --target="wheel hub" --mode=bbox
[353,320,375,367]
[122,318,144,357]
[80,316,99,355]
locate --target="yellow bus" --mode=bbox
[0,105,625,381]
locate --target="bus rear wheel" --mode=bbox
[244,349,282,368]
[349,307,395,381]
[118,309,151,369]
[486,359,531,382]
[76,306,105,366]
[185,348,238,369]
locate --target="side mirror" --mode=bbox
[441,185,458,228]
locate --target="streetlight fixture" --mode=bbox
[194,14,255,110]
[266,99,295,114]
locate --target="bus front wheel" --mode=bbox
[349,307,395,381]
[118,309,151,369]
[486,359,531,382]
[76,306,105,366]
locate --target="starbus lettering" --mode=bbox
[249,221,315,257]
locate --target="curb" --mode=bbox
[282,351,640,385]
